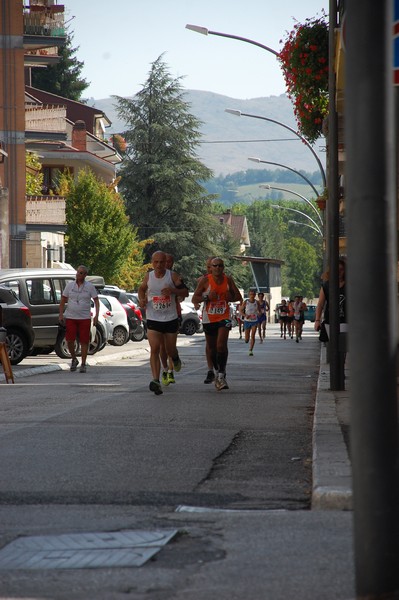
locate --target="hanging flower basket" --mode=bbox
[279,14,329,144]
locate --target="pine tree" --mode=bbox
[114,55,219,286]
[31,30,89,101]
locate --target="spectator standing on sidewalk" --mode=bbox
[138,251,186,395]
[241,289,260,356]
[58,265,99,373]
[314,259,347,340]
[192,258,242,391]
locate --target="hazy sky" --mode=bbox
[64,0,329,101]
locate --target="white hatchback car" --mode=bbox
[98,294,130,346]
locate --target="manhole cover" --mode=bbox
[0,529,178,570]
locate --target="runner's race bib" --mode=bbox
[208,300,226,315]
[152,295,172,310]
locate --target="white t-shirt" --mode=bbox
[62,280,98,320]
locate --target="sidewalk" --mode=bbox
[312,344,352,510]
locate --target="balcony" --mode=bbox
[26,195,66,231]
[23,4,65,49]
[25,105,67,140]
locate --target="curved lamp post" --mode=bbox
[288,219,323,237]
[185,24,279,58]
[271,204,323,236]
[261,184,323,225]
[248,157,321,199]
[225,108,326,188]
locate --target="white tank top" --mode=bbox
[146,269,178,322]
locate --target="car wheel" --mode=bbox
[88,326,104,355]
[130,324,145,342]
[181,319,198,336]
[5,328,28,365]
[55,334,79,359]
[110,325,129,346]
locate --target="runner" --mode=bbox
[192,258,242,391]
[160,253,188,386]
[293,295,307,343]
[138,251,187,395]
[193,256,219,385]
[241,289,260,356]
[287,299,295,339]
[278,299,289,339]
[257,292,269,342]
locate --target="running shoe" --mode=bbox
[167,371,175,384]
[79,364,87,373]
[215,375,229,391]
[249,350,254,356]
[296,337,299,343]
[172,355,182,372]
[149,380,163,395]
[70,358,79,372]
[204,370,215,384]
[162,371,169,386]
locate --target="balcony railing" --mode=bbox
[25,105,67,133]
[24,7,65,37]
[26,196,65,226]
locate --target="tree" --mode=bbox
[283,237,319,298]
[64,169,142,283]
[26,151,43,195]
[114,55,219,287]
[31,29,89,101]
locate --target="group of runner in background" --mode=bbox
[234,294,308,351]
[275,296,307,343]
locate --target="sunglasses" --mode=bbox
[211,263,223,267]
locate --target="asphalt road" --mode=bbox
[0,324,355,599]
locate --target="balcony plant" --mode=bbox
[279,13,329,144]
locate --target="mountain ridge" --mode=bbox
[90,90,326,177]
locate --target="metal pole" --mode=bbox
[346,0,399,596]
[226,110,327,188]
[328,0,342,390]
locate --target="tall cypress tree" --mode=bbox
[31,30,89,101]
[114,55,219,285]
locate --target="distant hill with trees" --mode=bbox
[89,91,326,177]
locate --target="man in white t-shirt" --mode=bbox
[59,265,99,373]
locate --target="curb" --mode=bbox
[0,336,196,382]
[311,345,353,510]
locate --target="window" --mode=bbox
[26,279,54,305]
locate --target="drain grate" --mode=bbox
[0,529,178,570]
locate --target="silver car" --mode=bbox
[98,294,130,346]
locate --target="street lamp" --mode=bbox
[185,24,279,58]
[288,219,323,237]
[225,108,326,188]
[271,204,323,236]
[261,184,323,225]
[249,157,321,199]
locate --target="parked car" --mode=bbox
[179,301,202,336]
[303,304,317,322]
[0,268,77,356]
[0,269,109,360]
[98,294,130,346]
[0,286,35,365]
[99,288,145,342]
[126,292,145,322]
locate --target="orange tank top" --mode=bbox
[203,274,230,323]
